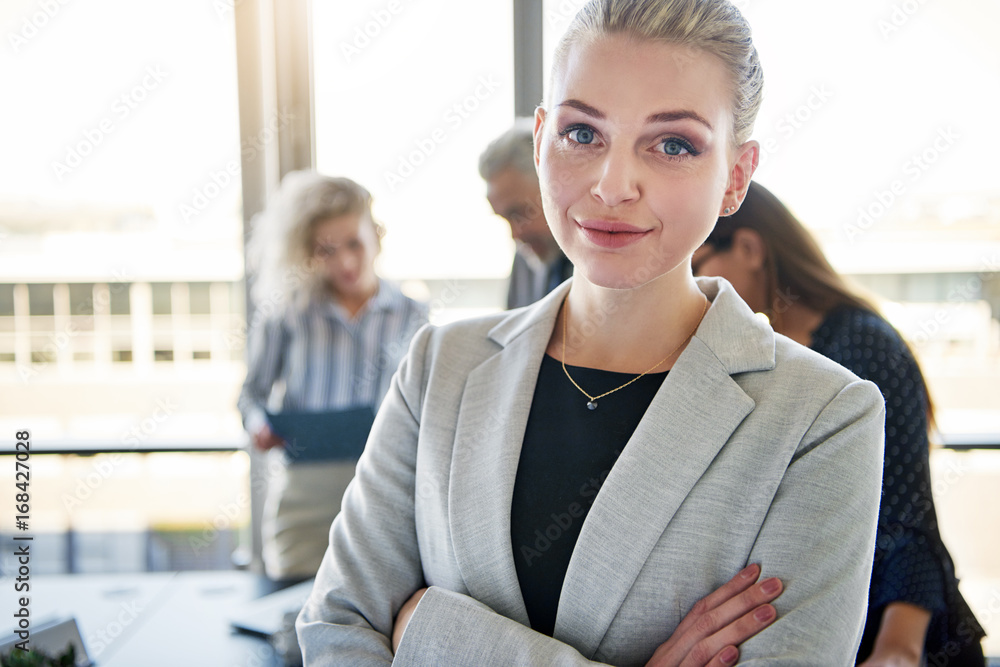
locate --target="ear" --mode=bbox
[533,106,546,170]
[722,140,759,214]
[732,227,767,271]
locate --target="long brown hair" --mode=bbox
[704,181,878,331]
[704,180,936,431]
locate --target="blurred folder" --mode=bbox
[266,407,375,463]
[229,578,315,638]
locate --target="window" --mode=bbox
[0,0,246,442]
[734,1,999,438]
[27,283,54,316]
[0,0,249,573]
[0,284,16,317]
[0,284,14,363]
[312,0,517,321]
[189,282,212,316]
[109,284,131,316]
[151,282,173,315]
[68,283,95,316]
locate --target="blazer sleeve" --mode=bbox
[393,587,614,666]
[739,379,886,665]
[295,325,614,666]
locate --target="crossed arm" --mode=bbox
[391,565,783,667]
[296,330,885,665]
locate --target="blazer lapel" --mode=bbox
[448,286,568,625]
[554,279,775,655]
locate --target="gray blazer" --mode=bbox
[297,277,885,666]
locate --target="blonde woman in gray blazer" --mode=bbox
[298,0,885,664]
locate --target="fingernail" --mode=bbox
[740,563,759,579]
[720,646,738,664]
[754,605,775,623]
[760,577,781,595]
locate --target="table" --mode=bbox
[1,570,289,666]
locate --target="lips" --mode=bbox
[337,272,359,286]
[576,219,650,249]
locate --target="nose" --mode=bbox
[323,248,355,275]
[591,146,640,207]
[341,251,362,273]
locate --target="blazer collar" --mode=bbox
[486,277,775,376]
[485,278,570,348]
[692,276,776,374]
[448,276,775,651]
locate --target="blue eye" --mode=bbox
[563,125,595,145]
[661,138,693,156]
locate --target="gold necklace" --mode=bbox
[561,297,708,410]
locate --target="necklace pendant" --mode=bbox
[586,400,598,411]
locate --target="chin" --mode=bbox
[573,249,686,292]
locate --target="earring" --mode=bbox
[723,207,732,215]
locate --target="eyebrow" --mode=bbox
[557,99,714,132]
[647,110,713,131]
[557,99,605,119]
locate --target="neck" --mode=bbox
[772,301,825,347]
[551,269,708,373]
[331,281,378,318]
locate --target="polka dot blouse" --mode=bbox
[810,307,985,660]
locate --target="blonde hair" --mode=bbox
[246,171,380,311]
[551,0,764,145]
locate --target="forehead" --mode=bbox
[312,213,366,241]
[551,34,734,133]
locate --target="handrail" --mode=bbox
[939,433,1000,451]
[2,434,999,455]
[0,439,246,455]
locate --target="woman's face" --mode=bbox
[310,213,380,302]
[534,34,756,290]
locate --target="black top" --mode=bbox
[809,307,985,663]
[510,354,667,636]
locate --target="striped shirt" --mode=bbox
[237,279,428,436]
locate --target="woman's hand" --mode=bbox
[645,564,782,667]
[857,602,930,667]
[392,567,779,663]
[252,423,285,450]
[392,587,428,653]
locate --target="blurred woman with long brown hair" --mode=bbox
[694,180,986,666]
